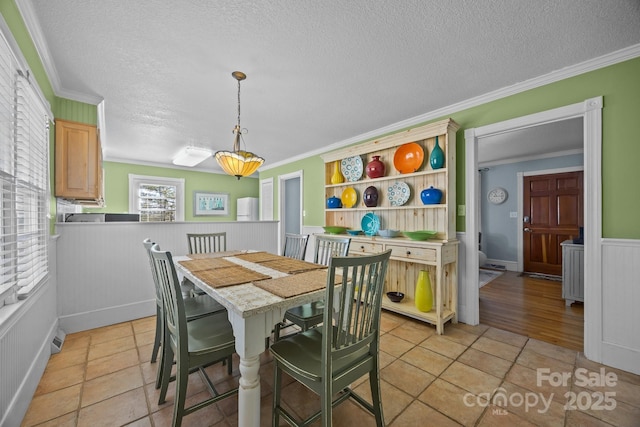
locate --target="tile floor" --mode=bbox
[21,312,640,426]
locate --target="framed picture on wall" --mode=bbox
[194,191,229,216]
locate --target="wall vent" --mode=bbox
[51,329,66,354]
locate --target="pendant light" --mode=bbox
[215,71,264,179]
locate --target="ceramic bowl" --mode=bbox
[347,229,363,236]
[386,292,405,303]
[393,142,424,174]
[378,229,400,238]
[403,230,437,241]
[323,226,347,234]
[361,213,381,236]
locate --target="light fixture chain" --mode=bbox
[237,78,241,128]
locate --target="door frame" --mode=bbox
[464,96,602,360]
[278,170,304,254]
[516,166,584,272]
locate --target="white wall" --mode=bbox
[55,221,279,333]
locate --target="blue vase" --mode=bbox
[420,186,443,205]
[327,196,342,209]
[430,136,445,169]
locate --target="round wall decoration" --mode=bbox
[487,187,508,205]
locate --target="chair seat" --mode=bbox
[167,311,235,358]
[184,294,225,320]
[270,328,371,384]
[283,301,325,329]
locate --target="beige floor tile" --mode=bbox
[483,327,529,348]
[81,365,144,407]
[438,326,479,347]
[472,336,522,361]
[524,339,578,365]
[45,346,88,371]
[77,388,148,427]
[21,384,81,427]
[390,399,462,426]
[135,329,157,347]
[379,311,407,332]
[516,347,576,374]
[30,411,77,427]
[387,318,435,344]
[88,335,136,360]
[140,360,159,385]
[449,322,490,336]
[571,384,640,427]
[458,347,513,379]
[151,389,227,427]
[420,334,468,359]
[354,379,414,422]
[138,342,155,363]
[506,363,569,404]
[381,358,435,397]
[400,345,453,376]
[441,361,502,397]
[477,405,538,426]
[34,362,85,395]
[497,381,566,427]
[565,409,618,427]
[86,347,140,380]
[379,333,415,358]
[60,334,91,352]
[576,352,640,386]
[145,370,208,413]
[418,379,485,427]
[89,322,134,344]
[124,417,153,427]
[132,315,156,334]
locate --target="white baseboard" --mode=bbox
[59,299,155,334]
[484,258,518,272]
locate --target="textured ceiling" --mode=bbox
[21,0,640,173]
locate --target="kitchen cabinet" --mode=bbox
[561,240,584,306]
[55,119,104,206]
[321,118,459,333]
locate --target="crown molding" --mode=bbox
[263,43,640,171]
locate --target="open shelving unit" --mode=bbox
[321,118,460,334]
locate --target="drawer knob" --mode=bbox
[361,245,365,250]
[406,251,411,255]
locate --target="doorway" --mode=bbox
[463,97,603,360]
[278,171,303,255]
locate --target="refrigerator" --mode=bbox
[237,197,259,221]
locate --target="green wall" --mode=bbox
[84,162,259,221]
[260,57,640,239]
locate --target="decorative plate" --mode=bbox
[341,187,358,208]
[341,156,364,182]
[387,182,410,206]
[361,213,381,236]
[393,142,424,174]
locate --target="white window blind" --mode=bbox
[0,31,50,306]
[128,175,185,222]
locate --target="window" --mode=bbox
[0,28,51,307]
[129,175,184,222]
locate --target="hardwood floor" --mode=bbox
[479,270,584,351]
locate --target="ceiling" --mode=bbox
[20,0,640,173]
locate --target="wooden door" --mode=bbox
[523,171,583,276]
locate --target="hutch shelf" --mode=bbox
[321,118,460,334]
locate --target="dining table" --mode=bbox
[173,250,332,427]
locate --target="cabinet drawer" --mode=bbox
[387,244,437,263]
[350,242,384,255]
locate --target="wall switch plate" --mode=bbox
[510,211,518,218]
[458,205,466,216]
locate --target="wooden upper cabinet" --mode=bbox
[55,119,104,205]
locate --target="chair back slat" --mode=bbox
[143,238,163,304]
[150,244,187,349]
[283,233,310,260]
[324,250,391,356]
[314,235,351,266]
[187,232,227,254]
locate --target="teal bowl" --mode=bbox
[402,230,437,241]
[347,229,363,236]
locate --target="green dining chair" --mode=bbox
[150,244,238,427]
[270,249,392,427]
[282,233,309,260]
[273,235,351,341]
[186,232,227,296]
[143,239,227,389]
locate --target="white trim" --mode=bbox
[479,148,583,168]
[277,170,303,254]
[58,299,156,334]
[128,174,185,221]
[263,44,640,171]
[259,177,274,221]
[464,97,602,364]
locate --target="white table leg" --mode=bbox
[238,354,261,427]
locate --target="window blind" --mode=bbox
[0,31,50,306]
